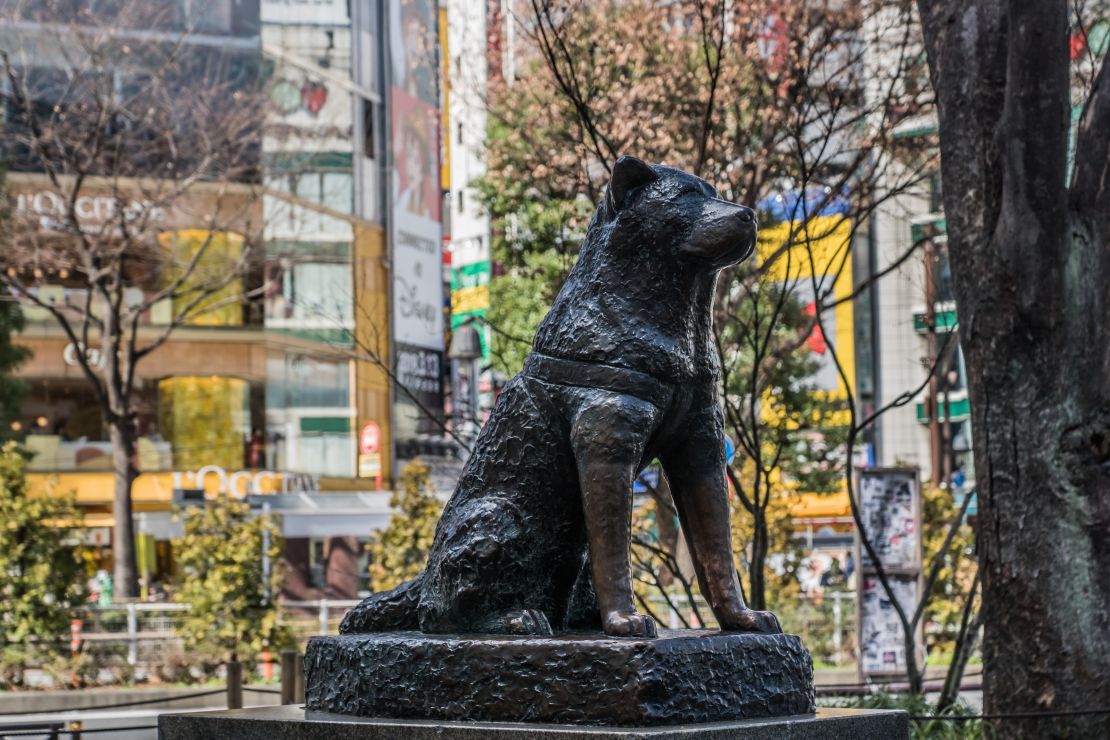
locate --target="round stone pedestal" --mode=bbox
[305,629,815,726]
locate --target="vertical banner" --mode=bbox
[855,468,925,681]
[390,0,445,445]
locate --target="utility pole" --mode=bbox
[941,367,956,488]
[923,238,942,485]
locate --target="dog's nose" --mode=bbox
[736,208,755,225]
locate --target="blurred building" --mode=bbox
[444,0,493,440]
[2,0,456,600]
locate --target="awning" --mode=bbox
[245,492,396,538]
[60,492,400,541]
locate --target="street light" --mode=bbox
[447,322,483,362]
[448,321,483,450]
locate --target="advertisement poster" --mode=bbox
[756,194,855,400]
[390,0,444,442]
[859,573,918,675]
[856,468,923,681]
[858,468,920,570]
[390,0,443,354]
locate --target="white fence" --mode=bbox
[78,600,362,671]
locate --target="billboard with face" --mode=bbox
[389,0,445,439]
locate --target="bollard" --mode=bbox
[69,619,82,688]
[126,602,138,666]
[226,660,243,709]
[294,652,305,703]
[280,650,297,705]
[261,648,273,681]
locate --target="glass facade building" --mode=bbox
[4,0,451,600]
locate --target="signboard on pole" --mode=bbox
[358,421,384,487]
[359,422,382,455]
[855,467,924,682]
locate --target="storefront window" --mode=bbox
[159,376,249,470]
[16,377,171,472]
[157,230,247,327]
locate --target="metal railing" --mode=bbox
[73,600,360,673]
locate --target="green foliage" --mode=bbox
[367,458,442,592]
[822,693,982,739]
[477,1,854,613]
[0,167,30,437]
[0,293,28,437]
[721,275,850,605]
[921,485,977,655]
[173,495,290,674]
[475,112,593,376]
[0,442,87,687]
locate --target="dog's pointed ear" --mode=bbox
[606,155,657,212]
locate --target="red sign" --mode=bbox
[359,422,382,455]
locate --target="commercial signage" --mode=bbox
[63,342,105,369]
[855,468,924,681]
[389,0,445,452]
[358,453,382,478]
[16,190,163,228]
[358,421,384,486]
[171,466,319,498]
[359,422,383,454]
[756,200,855,398]
[390,0,443,353]
[450,258,491,362]
[859,573,918,675]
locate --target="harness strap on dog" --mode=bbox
[522,353,674,410]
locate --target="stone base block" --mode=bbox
[158,706,909,739]
[305,630,815,726]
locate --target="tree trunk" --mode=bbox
[109,418,140,600]
[749,507,767,610]
[962,324,1110,735]
[917,2,1110,734]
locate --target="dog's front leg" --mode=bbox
[571,392,659,638]
[662,396,781,634]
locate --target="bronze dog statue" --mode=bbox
[341,156,780,638]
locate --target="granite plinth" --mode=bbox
[304,630,815,726]
[158,706,909,739]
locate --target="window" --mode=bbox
[266,260,353,328]
[362,99,375,156]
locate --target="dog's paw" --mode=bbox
[719,608,782,634]
[502,608,554,636]
[603,610,658,639]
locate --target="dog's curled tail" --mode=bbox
[338,573,423,634]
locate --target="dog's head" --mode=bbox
[600,155,757,271]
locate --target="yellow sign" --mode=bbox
[358,452,382,478]
[757,214,855,397]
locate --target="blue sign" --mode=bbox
[633,468,660,494]
[757,185,851,224]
